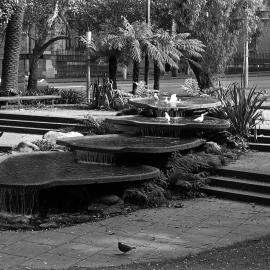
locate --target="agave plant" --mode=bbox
[216,83,268,137]
[91,76,126,110]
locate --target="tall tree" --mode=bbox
[0,0,26,96]
[172,0,265,90]
[24,0,71,91]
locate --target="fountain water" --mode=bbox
[106,94,229,137]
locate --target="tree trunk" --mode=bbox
[108,55,117,89]
[188,59,213,90]
[132,60,140,95]
[0,3,25,96]
[144,54,149,88]
[26,36,69,92]
[153,61,160,90]
[27,54,40,92]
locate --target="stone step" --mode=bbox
[0,125,52,135]
[248,142,270,152]
[201,186,270,205]
[0,112,81,124]
[0,119,80,129]
[209,176,270,193]
[216,167,270,182]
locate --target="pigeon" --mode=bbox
[164,112,171,122]
[118,242,136,253]
[193,113,205,122]
[153,93,159,100]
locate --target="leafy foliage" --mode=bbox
[172,0,265,80]
[91,77,128,110]
[0,0,13,33]
[79,116,115,135]
[123,181,167,207]
[59,88,85,104]
[117,18,204,73]
[216,83,268,137]
[25,86,84,105]
[183,78,200,96]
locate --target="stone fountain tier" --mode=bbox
[105,115,230,137]
[129,96,221,113]
[57,134,205,154]
[0,152,160,188]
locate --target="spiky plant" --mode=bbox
[216,83,268,137]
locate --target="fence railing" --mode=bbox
[227,52,270,73]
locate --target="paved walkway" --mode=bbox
[0,198,270,269]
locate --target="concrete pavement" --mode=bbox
[0,198,270,269]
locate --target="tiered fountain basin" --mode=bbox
[106,115,230,137]
[0,152,159,188]
[0,152,160,213]
[57,134,205,155]
[129,96,221,116]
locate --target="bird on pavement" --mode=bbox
[118,242,136,253]
[193,113,205,122]
[164,112,171,122]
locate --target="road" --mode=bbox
[50,73,270,96]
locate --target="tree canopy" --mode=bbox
[0,0,14,34]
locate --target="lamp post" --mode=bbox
[243,1,249,89]
[86,31,92,103]
[144,0,150,88]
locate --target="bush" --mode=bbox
[123,181,167,207]
[25,86,86,105]
[78,115,116,135]
[91,77,129,110]
[59,89,85,104]
[215,83,268,137]
[183,78,200,96]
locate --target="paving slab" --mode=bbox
[223,151,270,174]
[0,198,269,269]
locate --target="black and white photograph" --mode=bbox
[0,0,270,269]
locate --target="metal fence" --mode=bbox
[51,50,109,79]
[227,52,270,73]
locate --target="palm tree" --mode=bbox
[0,0,26,96]
[96,31,126,89]
[154,29,205,89]
[118,19,205,93]
[119,19,179,94]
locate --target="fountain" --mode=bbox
[106,94,229,137]
[0,93,229,214]
[57,93,229,162]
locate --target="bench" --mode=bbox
[0,95,61,108]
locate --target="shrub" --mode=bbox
[183,78,200,96]
[25,87,85,105]
[91,77,128,110]
[123,181,167,207]
[59,89,85,104]
[215,83,268,137]
[31,140,55,151]
[78,115,116,135]
[26,86,59,96]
